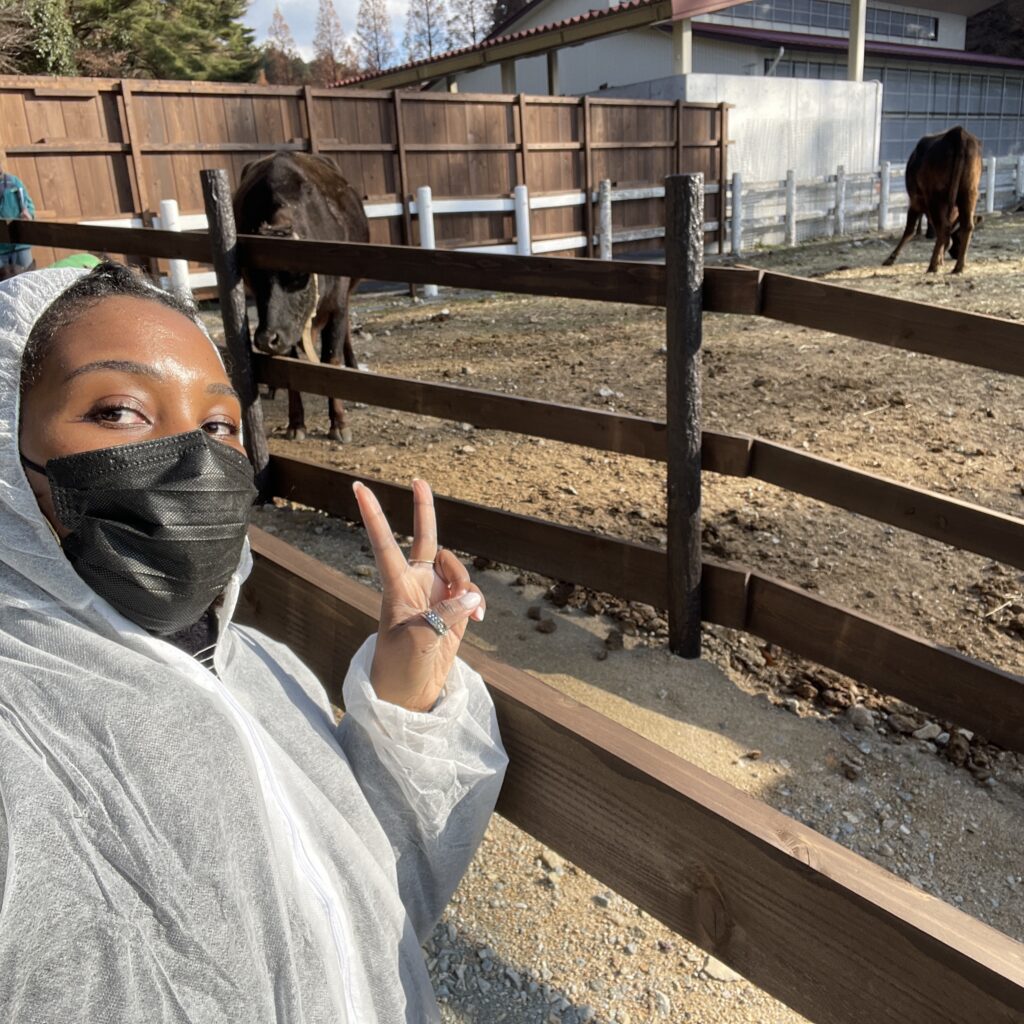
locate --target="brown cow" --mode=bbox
[234,153,369,442]
[882,126,982,274]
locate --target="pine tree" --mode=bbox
[403,0,449,61]
[354,0,395,72]
[312,0,356,84]
[447,0,492,47]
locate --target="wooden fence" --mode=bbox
[3,198,1024,1020]
[0,74,728,266]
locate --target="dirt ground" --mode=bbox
[226,215,1023,1023]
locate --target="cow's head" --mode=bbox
[247,219,318,356]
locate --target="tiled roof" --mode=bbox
[333,0,666,86]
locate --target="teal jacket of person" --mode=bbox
[0,172,35,255]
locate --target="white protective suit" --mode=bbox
[0,269,508,1023]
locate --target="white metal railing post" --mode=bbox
[835,165,846,236]
[598,179,612,260]
[415,186,439,299]
[879,161,890,231]
[514,184,532,256]
[1017,155,1024,202]
[158,198,191,299]
[785,169,797,247]
[730,172,742,255]
[986,156,997,215]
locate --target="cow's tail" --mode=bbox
[946,128,967,229]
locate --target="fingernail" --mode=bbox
[473,607,486,622]
[458,591,482,611]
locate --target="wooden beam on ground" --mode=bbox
[237,526,1024,1024]
[267,455,1024,751]
[760,271,1024,377]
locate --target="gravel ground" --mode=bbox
[216,218,1024,1023]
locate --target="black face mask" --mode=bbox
[21,430,257,636]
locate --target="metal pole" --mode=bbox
[730,171,742,255]
[514,184,532,256]
[785,169,797,247]
[665,173,703,659]
[835,164,846,236]
[879,160,891,231]
[598,179,612,260]
[158,198,191,300]
[199,169,270,500]
[986,155,997,215]
[416,185,439,299]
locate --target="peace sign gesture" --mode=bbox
[353,479,486,712]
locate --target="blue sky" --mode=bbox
[244,0,409,60]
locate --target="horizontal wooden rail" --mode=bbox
[256,357,1024,569]
[759,271,1024,377]
[3,221,1021,376]
[268,455,1024,752]
[238,526,1024,1024]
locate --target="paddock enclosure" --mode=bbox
[4,167,1022,1022]
[0,74,728,267]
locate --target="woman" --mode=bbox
[0,262,506,1022]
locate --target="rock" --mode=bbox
[539,848,565,872]
[536,617,557,634]
[840,754,864,780]
[593,892,612,908]
[782,697,802,714]
[946,732,971,766]
[354,564,375,578]
[604,629,624,651]
[527,605,544,620]
[887,712,918,735]
[472,555,493,570]
[653,990,672,1015]
[578,1006,596,1022]
[847,704,874,730]
[703,955,742,982]
[794,682,819,700]
[912,722,942,741]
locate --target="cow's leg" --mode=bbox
[951,190,977,274]
[285,345,307,441]
[883,207,921,266]
[926,204,951,273]
[323,282,355,443]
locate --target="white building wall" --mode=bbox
[599,72,882,180]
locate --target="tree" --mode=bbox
[0,0,76,75]
[354,0,395,72]
[403,0,449,62]
[447,0,492,47]
[312,0,357,85]
[489,0,529,34]
[66,0,260,81]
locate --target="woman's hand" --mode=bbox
[353,478,485,712]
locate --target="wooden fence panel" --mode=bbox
[238,526,1024,1024]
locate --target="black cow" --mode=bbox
[882,126,982,274]
[234,153,370,441]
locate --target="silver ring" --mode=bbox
[421,608,449,636]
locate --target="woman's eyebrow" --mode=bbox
[207,382,239,398]
[64,359,162,382]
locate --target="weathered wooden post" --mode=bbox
[665,173,703,658]
[415,186,439,298]
[879,161,891,232]
[1016,155,1024,202]
[200,168,270,500]
[730,171,742,255]
[835,164,846,236]
[598,179,613,260]
[785,169,797,247]
[986,155,997,215]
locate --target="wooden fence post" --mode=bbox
[986,155,997,214]
[415,186,439,298]
[730,171,742,255]
[879,160,891,231]
[514,184,532,256]
[835,164,846,236]
[785,169,797,247]
[582,96,595,258]
[200,169,270,500]
[665,173,703,659]
[1016,154,1024,202]
[598,179,613,260]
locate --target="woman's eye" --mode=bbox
[203,419,239,437]
[90,404,148,426]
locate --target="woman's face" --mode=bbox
[19,294,244,539]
